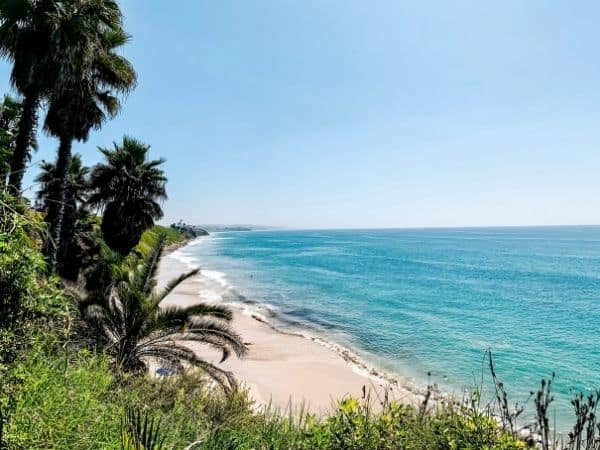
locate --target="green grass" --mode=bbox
[5,337,120,449]
[3,330,525,450]
[3,331,252,449]
[135,225,186,257]
[150,224,186,246]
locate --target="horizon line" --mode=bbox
[169,223,600,231]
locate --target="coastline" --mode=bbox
[157,239,436,414]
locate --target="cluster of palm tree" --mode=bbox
[33,136,167,280]
[0,0,247,390]
[35,153,91,280]
[0,0,164,274]
[0,0,136,267]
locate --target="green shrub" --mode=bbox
[199,395,525,450]
[3,330,253,449]
[5,336,119,449]
[0,196,45,330]
[149,225,186,247]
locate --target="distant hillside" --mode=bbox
[169,222,278,234]
[169,221,209,238]
[199,224,278,232]
[201,225,253,232]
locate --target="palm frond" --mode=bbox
[183,302,234,321]
[151,268,199,304]
[149,330,243,363]
[82,303,122,346]
[141,301,235,342]
[135,234,165,295]
[186,319,248,360]
[120,407,166,450]
[136,344,237,394]
[139,308,191,338]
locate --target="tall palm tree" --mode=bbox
[43,2,136,268]
[36,153,89,215]
[0,0,58,193]
[89,136,167,255]
[35,153,90,279]
[0,94,31,187]
[81,235,248,392]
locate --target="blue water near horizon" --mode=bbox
[176,226,600,431]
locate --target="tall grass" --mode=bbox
[5,336,120,449]
[8,328,600,449]
[3,329,525,449]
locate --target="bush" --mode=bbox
[0,194,72,449]
[3,329,253,449]
[2,325,526,450]
[200,395,525,450]
[0,195,45,330]
[5,335,119,449]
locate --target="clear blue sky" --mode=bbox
[3,0,600,228]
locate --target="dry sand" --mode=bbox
[158,251,427,414]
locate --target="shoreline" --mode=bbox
[157,238,443,414]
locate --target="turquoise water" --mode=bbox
[175,227,600,430]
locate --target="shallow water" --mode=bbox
[173,227,600,431]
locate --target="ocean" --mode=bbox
[172,227,600,431]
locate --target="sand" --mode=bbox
[157,250,426,414]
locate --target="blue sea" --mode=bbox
[174,227,600,431]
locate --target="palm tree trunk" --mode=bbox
[47,135,72,270]
[8,90,39,195]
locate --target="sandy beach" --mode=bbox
[157,248,426,414]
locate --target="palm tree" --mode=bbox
[0,0,57,193]
[35,153,90,279]
[36,153,89,214]
[43,3,136,268]
[89,136,167,255]
[0,94,31,186]
[81,235,247,392]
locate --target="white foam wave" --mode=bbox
[170,251,199,269]
[350,363,377,379]
[186,237,207,247]
[235,302,277,321]
[201,269,230,288]
[198,289,223,303]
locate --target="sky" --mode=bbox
[2,0,600,229]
